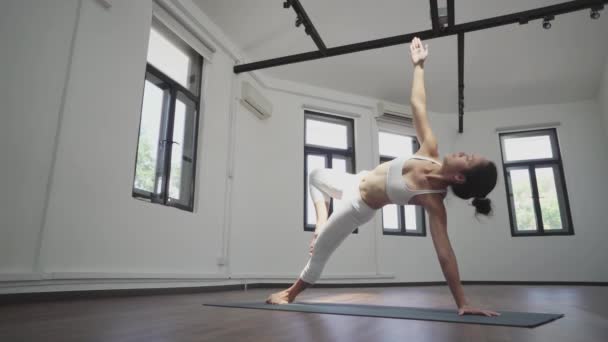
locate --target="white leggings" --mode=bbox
[300,168,377,284]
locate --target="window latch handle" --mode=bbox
[160,139,180,146]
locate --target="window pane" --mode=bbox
[508,168,538,231]
[147,21,201,95]
[503,135,553,162]
[307,154,326,226]
[168,92,197,206]
[535,167,565,230]
[382,205,399,230]
[404,205,417,230]
[134,78,168,193]
[306,119,348,149]
[379,132,414,158]
[332,157,347,172]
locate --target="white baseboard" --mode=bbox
[0,273,42,282]
[0,271,394,282]
[47,272,228,280]
[0,271,396,294]
[230,273,395,281]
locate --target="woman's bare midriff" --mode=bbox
[358,163,392,210]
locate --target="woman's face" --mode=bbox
[444,152,488,173]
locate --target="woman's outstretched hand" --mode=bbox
[410,37,428,66]
[458,305,501,317]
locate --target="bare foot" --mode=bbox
[265,290,293,305]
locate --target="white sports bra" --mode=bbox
[386,155,447,205]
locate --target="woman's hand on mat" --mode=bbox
[309,233,318,256]
[458,305,501,317]
[410,37,428,66]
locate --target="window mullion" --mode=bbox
[161,87,178,204]
[557,161,573,232]
[325,152,334,216]
[411,139,420,235]
[151,86,171,203]
[187,86,202,209]
[397,205,407,234]
[419,207,426,235]
[306,145,353,156]
[529,164,544,233]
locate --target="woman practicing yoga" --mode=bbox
[266,37,500,317]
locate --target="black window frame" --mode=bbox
[304,111,357,233]
[499,128,574,236]
[379,135,427,237]
[132,27,203,212]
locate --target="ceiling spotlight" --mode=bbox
[590,5,603,19]
[295,16,303,27]
[542,15,554,29]
[283,1,291,9]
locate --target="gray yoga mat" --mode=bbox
[204,301,563,328]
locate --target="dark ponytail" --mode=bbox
[472,197,492,216]
[451,161,498,216]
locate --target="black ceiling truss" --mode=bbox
[283,0,327,53]
[234,0,607,132]
[447,0,455,26]
[430,0,441,33]
[458,33,465,133]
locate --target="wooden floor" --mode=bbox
[1,285,607,341]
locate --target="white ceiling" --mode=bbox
[194,0,608,113]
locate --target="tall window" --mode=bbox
[133,18,203,212]
[379,131,426,236]
[499,129,573,236]
[304,111,356,232]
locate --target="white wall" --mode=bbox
[441,101,608,282]
[599,55,608,138]
[40,0,235,277]
[0,0,237,291]
[0,0,80,275]
[2,0,607,293]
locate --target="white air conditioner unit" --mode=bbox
[240,81,273,120]
[377,101,413,126]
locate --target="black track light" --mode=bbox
[542,15,554,29]
[590,5,603,19]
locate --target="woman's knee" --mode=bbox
[309,168,325,185]
[309,168,343,200]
